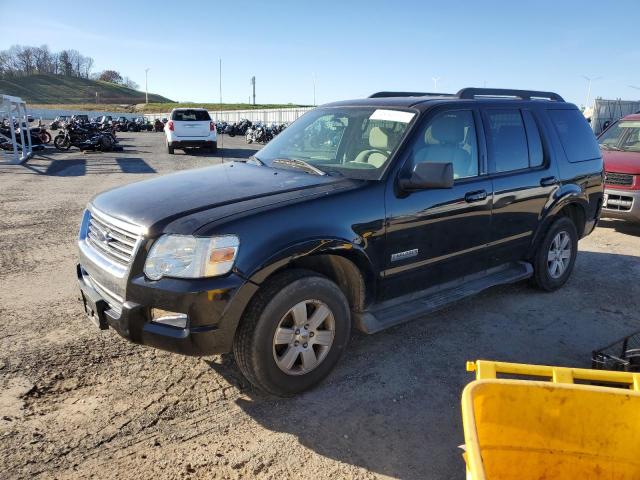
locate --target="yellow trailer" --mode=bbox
[462,360,640,480]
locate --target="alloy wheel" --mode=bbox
[272,299,335,376]
[547,231,572,279]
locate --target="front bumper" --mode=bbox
[77,264,257,356]
[602,187,640,223]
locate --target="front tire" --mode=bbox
[531,217,578,291]
[233,270,351,396]
[54,135,70,150]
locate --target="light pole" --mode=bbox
[312,73,316,106]
[432,77,441,90]
[582,75,602,109]
[219,58,222,105]
[145,68,150,104]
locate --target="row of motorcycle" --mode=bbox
[215,119,289,144]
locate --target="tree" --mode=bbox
[122,76,139,90]
[82,56,94,78]
[98,70,123,84]
[15,46,36,74]
[58,50,73,76]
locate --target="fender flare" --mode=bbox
[528,185,589,257]
[220,238,376,344]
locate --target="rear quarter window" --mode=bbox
[548,109,600,162]
[172,110,211,121]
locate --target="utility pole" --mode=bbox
[145,68,150,104]
[219,58,222,105]
[582,75,602,109]
[432,77,441,90]
[312,73,316,106]
[250,76,256,105]
[95,92,98,104]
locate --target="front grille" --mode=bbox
[604,194,633,211]
[87,212,141,266]
[605,172,634,186]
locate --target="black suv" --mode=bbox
[78,88,603,396]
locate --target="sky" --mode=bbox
[1,0,639,106]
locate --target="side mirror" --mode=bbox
[399,162,454,191]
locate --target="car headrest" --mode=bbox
[429,116,464,144]
[369,126,390,150]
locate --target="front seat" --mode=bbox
[353,127,391,168]
[414,116,472,178]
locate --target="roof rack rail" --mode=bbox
[368,91,455,98]
[456,88,564,102]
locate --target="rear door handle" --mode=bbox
[465,190,488,203]
[540,176,559,187]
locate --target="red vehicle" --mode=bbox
[598,113,640,223]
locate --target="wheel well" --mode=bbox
[285,254,369,313]
[558,203,586,238]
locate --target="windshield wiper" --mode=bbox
[272,158,327,176]
[247,155,265,166]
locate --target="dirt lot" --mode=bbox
[1,132,639,480]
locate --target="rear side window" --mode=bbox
[548,109,600,162]
[522,110,544,167]
[484,109,529,172]
[172,110,211,121]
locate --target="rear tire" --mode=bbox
[233,270,351,396]
[167,142,174,155]
[531,217,578,291]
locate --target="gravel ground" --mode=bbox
[1,132,639,480]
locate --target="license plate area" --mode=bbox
[81,288,109,330]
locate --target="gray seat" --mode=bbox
[414,116,473,178]
[353,127,391,168]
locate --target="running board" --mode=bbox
[354,261,533,334]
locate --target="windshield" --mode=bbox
[598,120,640,152]
[255,107,416,179]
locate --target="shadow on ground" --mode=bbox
[6,154,156,176]
[597,219,640,237]
[207,250,640,480]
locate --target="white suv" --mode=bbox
[165,108,217,154]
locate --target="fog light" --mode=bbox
[151,308,188,329]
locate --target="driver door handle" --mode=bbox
[465,190,488,203]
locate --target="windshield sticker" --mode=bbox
[369,109,415,123]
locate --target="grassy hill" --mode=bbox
[0,74,173,104]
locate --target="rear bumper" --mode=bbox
[77,264,258,356]
[169,140,217,149]
[602,187,640,223]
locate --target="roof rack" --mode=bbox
[456,88,564,102]
[368,91,455,98]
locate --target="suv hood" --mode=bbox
[91,162,351,233]
[602,149,640,174]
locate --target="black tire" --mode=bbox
[233,270,351,396]
[531,217,578,291]
[167,142,174,155]
[54,135,70,150]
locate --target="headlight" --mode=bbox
[144,235,239,280]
